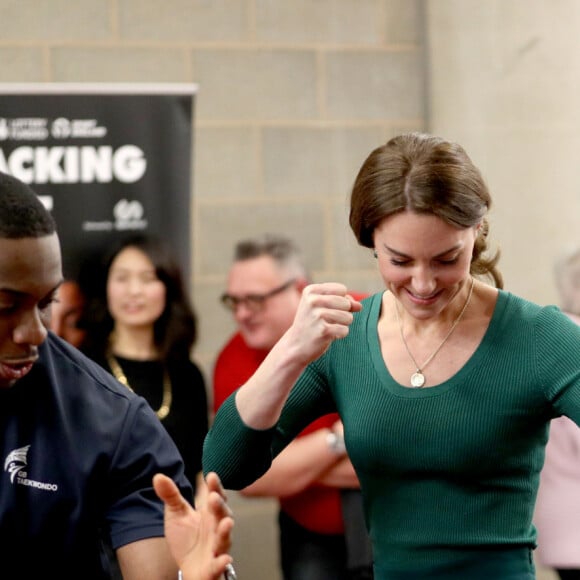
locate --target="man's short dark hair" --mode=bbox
[0,171,56,238]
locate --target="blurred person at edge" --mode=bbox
[213,233,373,580]
[81,233,209,498]
[534,246,580,580]
[49,278,87,348]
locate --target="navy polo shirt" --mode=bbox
[0,333,191,578]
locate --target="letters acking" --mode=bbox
[0,83,197,288]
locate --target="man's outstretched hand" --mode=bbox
[153,472,234,580]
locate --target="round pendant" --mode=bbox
[410,372,425,388]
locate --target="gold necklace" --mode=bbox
[394,277,475,388]
[106,353,172,420]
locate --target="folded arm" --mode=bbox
[241,421,360,498]
[317,456,360,489]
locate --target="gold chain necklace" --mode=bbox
[106,353,172,420]
[394,277,475,388]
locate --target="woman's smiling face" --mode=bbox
[373,210,479,320]
[106,246,166,331]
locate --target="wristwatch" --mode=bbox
[326,429,346,454]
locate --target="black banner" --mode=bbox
[0,83,196,285]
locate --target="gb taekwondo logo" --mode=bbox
[5,445,28,482]
[4,445,58,492]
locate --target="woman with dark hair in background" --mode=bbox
[82,234,209,496]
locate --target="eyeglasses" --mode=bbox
[220,279,296,313]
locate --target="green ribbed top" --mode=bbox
[204,290,580,578]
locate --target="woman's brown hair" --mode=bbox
[349,132,503,288]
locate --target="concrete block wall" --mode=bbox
[427,0,580,310]
[190,0,425,375]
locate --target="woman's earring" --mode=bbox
[373,250,378,259]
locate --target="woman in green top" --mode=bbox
[203,132,580,579]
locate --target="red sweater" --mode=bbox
[213,332,344,534]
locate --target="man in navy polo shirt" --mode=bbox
[0,171,231,579]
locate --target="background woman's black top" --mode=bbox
[90,353,209,492]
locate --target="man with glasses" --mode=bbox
[213,234,373,580]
